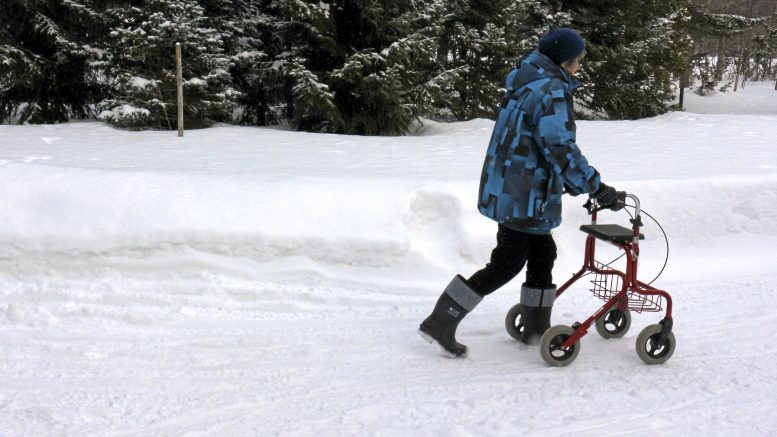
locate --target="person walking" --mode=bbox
[419,28,621,356]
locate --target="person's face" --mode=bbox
[562,53,584,77]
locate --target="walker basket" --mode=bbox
[589,261,663,313]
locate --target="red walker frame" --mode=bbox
[553,195,674,353]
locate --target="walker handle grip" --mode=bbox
[585,192,633,215]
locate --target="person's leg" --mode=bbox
[518,234,557,344]
[466,225,532,295]
[420,225,530,356]
[525,234,556,288]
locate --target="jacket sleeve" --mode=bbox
[532,81,601,196]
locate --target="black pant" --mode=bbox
[467,225,557,296]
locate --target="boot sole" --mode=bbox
[418,329,466,358]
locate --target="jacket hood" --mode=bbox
[505,51,581,92]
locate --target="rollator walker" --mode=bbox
[505,193,676,366]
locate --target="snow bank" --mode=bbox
[1,116,776,282]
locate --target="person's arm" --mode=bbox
[532,82,600,196]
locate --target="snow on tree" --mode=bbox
[2,0,706,130]
[565,0,692,119]
[252,0,442,135]
[98,0,235,129]
[0,0,107,124]
[320,0,425,134]
[688,4,770,94]
[419,0,571,122]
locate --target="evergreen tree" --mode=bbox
[252,0,442,135]
[417,0,570,121]
[0,0,107,124]
[379,4,446,126]
[563,0,692,119]
[688,4,771,93]
[199,0,290,126]
[328,0,437,134]
[98,0,234,129]
[251,0,343,129]
[503,0,572,55]
[427,0,510,121]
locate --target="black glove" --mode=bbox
[593,183,618,209]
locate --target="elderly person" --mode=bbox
[420,28,620,356]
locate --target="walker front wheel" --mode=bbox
[539,325,580,367]
[505,304,524,341]
[636,324,676,364]
[595,307,631,339]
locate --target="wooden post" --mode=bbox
[176,42,184,137]
[678,50,691,110]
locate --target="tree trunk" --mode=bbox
[734,36,742,92]
[739,0,757,90]
[713,37,725,82]
[176,42,184,137]
[678,51,691,109]
[735,0,757,91]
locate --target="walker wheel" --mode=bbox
[539,325,580,367]
[504,303,524,341]
[595,307,632,339]
[636,324,676,364]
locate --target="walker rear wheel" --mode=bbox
[505,304,525,341]
[636,324,676,364]
[595,307,631,339]
[539,325,580,367]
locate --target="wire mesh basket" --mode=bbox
[590,261,663,313]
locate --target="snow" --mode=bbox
[185,78,208,87]
[680,80,777,114]
[2,83,777,435]
[130,76,154,89]
[96,104,150,121]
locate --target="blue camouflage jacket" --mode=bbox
[478,51,601,234]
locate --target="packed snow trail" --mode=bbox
[2,108,777,435]
[2,271,776,435]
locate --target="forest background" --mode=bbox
[1,0,775,135]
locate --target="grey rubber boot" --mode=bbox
[518,284,556,345]
[419,275,482,357]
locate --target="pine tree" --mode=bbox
[503,0,572,56]
[254,0,441,135]
[688,3,771,93]
[563,0,692,119]
[419,0,570,122]
[378,4,445,126]
[326,0,428,134]
[199,0,287,126]
[426,0,510,121]
[229,0,342,129]
[98,0,235,129]
[0,0,107,124]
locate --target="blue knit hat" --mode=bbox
[538,28,586,66]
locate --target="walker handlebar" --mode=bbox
[585,191,638,216]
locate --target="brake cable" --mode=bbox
[580,199,669,285]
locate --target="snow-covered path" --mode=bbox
[2,107,777,435]
[3,271,777,436]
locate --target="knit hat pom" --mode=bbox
[538,28,586,66]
